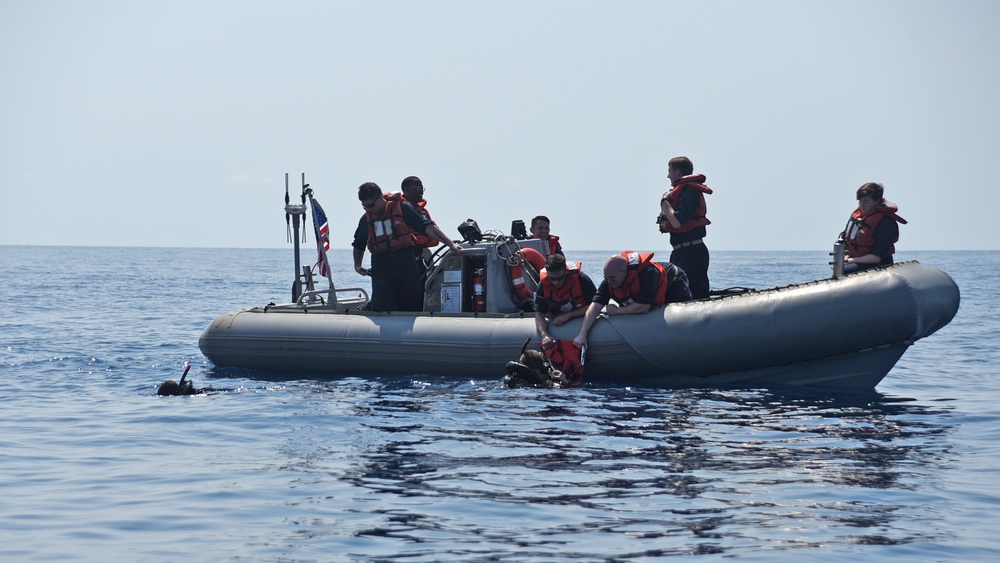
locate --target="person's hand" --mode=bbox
[355,266,369,276]
[548,369,569,388]
[552,314,568,326]
[541,334,555,348]
[606,303,620,316]
[572,335,587,349]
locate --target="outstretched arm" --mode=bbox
[535,311,553,347]
[426,223,462,254]
[573,302,603,349]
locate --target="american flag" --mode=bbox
[311,197,331,277]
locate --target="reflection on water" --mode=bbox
[259,377,956,558]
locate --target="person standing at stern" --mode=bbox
[353,182,461,312]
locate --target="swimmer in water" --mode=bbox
[157,365,206,396]
[504,341,570,389]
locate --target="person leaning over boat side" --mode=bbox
[400,175,440,282]
[841,182,907,272]
[658,156,713,299]
[572,251,692,349]
[534,253,597,348]
[529,215,565,258]
[353,182,462,312]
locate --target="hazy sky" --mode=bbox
[3,0,998,252]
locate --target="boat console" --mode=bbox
[422,231,547,313]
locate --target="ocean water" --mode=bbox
[1,246,997,561]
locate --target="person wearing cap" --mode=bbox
[658,156,713,299]
[353,182,461,312]
[401,176,441,282]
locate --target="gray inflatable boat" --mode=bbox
[199,235,959,388]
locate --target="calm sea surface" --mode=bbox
[1,246,997,561]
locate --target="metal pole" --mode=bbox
[285,173,307,302]
[830,240,845,279]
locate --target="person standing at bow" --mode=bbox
[658,156,713,299]
[353,182,461,312]
[841,182,907,272]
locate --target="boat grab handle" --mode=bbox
[296,287,370,306]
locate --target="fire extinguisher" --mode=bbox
[472,268,486,312]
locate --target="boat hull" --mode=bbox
[199,261,960,387]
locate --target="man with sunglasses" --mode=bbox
[352,182,461,312]
[533,253,597,349]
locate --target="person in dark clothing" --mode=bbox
[529,215,565,258]
[533,253,597,349]
[658,156,713,299]
[400,175,440,282]
[352,182,461,312]
[572,251,691,349]
[842,182,907,272]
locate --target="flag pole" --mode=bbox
[306,181,338,306]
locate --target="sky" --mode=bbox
[2,0,999,252]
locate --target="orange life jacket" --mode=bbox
[407,198,440,249]
[541,340,584,384]
[366,192,419,255]
[609,251,668,306]
[844,200,907,258]
[659,174,712,234]
[538,262,587,313]
[543,235,562,256]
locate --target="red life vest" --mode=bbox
[543,235,562,256]
[541,340,584,383]
[844,200,907,258]
[659,174,713,234]
[407,198,440,249]
[609,251,668,305]
[538,262,587,313]
[366,192,419,255]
